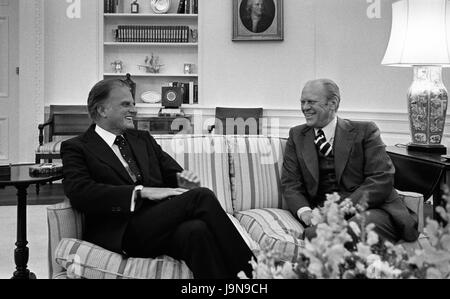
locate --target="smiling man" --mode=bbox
[61,79,255,279]
[281,79,419,243]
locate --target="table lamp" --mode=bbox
[382,0,450,154]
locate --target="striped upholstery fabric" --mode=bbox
[153,135,234,214]
[53,272,70,279]
[36,136,74,154]
[234,209,304,262]
[227,136,287,212]
[55,239,193,279]
[397,190,425,233]
[226,213,260,252]
[47,198,84,279]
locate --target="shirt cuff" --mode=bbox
[297,207,312,220]
[131,185,144,212]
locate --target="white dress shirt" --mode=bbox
[297,116,338,222]
[95,125,142,212]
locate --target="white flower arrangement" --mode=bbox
[240,191,450,279]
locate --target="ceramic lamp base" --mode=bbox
[408,66,448,149]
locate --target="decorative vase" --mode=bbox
[408,66,448,148]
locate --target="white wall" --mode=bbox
[200,0,315,110]
[42,0,450,145]
[44,0,99,106]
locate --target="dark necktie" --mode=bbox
[315,129,333,157]
[114,135,143,183]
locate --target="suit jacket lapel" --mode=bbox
[124,130,150,183]
[334,118,356,183]
[301,127,319,183]
[82,125,134,184]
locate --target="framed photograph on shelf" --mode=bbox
[232,0,283,41]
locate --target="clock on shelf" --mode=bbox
[150,0,171,14]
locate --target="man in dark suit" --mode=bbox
[281,79,419,243]
[61,79,254,279]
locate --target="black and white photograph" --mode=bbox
[1,0,450,287]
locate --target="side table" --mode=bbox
[0,164,63,279]
[134,115,193,135]
[386,146,450,218]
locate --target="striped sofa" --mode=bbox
[47,134,424,279]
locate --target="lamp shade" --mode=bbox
[382,0,450,67]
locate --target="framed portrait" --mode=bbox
[232,0,284,41]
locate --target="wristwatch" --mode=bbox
[135,185,144,200]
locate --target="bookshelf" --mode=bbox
[100,0,199,105]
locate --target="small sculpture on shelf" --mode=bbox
[138,54,164,73]
[111,60,124,73]
[131,0,140,13]
[122,73,136,101]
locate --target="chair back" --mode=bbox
[213,107,263,135]
[48,106,92,141]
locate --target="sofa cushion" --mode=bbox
[235,209,304,262]
[397,190,424,233]
[47,199,84,278]
[36,136,74,154]
[55,238,193,279]
[227,136,288,212]
[226,214,260,252]
[153,135,234,214]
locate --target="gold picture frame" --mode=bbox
[232,0,284,41]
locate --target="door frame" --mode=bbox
[17,0,45,163]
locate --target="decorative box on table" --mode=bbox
[29,163,63,177]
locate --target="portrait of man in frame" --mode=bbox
[233,0,284,41]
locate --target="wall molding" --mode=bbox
[33,0,44,126]
[46,104,449,146]
[0,117,8,160]
[134,105,450,145]
[0,16,9,98]
[18,0,45,163]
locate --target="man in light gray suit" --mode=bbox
[281,79,419,242]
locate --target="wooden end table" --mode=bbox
[0,164,63,279]
[386,146,450,218]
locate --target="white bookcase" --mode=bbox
[99,0,199,105]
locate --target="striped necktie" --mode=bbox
[315,129,333,157]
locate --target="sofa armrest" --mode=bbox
[47,197,84,279]
[396,190,424,234]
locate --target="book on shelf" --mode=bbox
[177,0,197,14]
[185,0,191,14]
[177,0,185,14]
[193,84,198,104]
[170,81,196,105]
[189,81,194,104]
[114,25,191,43]
[104,0,119,13]
[181,82,190,105]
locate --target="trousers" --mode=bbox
[122,188,255,279]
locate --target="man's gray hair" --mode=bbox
[87,79,130,121]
